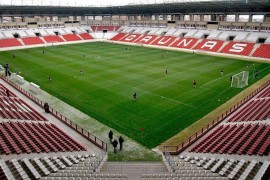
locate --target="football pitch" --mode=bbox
[1,42,270,148]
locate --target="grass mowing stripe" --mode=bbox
[1,42,269,149]
[133,87,194,107]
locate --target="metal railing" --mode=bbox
[163,80,270,155]
[0,75,107,151]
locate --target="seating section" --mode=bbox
[133,35,157,44]
[253,44,270,58]
[120,34,142,42]
[257,85,270,98]
[21,37,44,45]
[79,33,94,40]
[0,154,103,179]
[220,41,255,56]
[189,123,270,156]
[62,34,81,41]
[150,155,269,180]
[110,33,128,41]
[193,39,224,52]
[0,84,16,97]
[227,98,270,122]
[43,35,64,43]
[0,122,86,155]
[151,36,177,46]
[0,27,270,60]
[0,96,46,121]
[171,38,198,49]
[0,38,22,48]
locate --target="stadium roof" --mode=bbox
[0,0,269,16]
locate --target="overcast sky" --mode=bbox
[0,0,204,6]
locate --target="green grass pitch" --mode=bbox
[1,42,269,148]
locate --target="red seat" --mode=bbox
[220,41,255,56]
[253,44,270,59]
[0,38,22,48]
[62,34,81,41]
[22,37,44,45]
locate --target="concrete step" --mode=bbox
[100,162,168,178]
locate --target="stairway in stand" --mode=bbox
[99,162,168,179]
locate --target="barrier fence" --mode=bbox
[163,80,270,155]
[0,75,107,151]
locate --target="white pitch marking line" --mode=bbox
[133,87,194,108]
[135,61,214,89]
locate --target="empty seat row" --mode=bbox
[0,96,47,121]
[0,121,86,155]
[189,123,270,155]
[227,98,270,122]
[0,154,97,179]
[171,155,268,180]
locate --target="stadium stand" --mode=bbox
[0,26,270,61]
[193,39,224,52]
[43,35,64,43]
[133,35,158,44]
[0,121,86,155]
[0,96,47,121]
[220,41,255,56]
[227,98,270,122]
[257,84,270,98]
[144,155,269,179]
[120,33,143,42]
[0,38,22,48]
[0,84,16,97]
[253,44,270,58]
[110,33,129,41]
[79,33,94,40]
[189,123,269,155]
[0,154,105,179]
[62,34,82,41]
[21,37,44,45]
[151,36,177,46]
[171,38,198,49]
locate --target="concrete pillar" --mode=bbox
[199,15,203,21]
[211,14,216,21]
[163,15,166,20]
[249,14,253,22]
[179,14,184,21]
[189,15,193,21]
[235,14,239,22]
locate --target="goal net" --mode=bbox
[231,71,249,88]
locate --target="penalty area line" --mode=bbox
[133,87,194,108]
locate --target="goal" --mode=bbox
[231,71,249,88]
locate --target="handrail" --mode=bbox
[163,80,270,155]
[0,75,107,151]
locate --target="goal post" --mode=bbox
[231,71,249,88]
